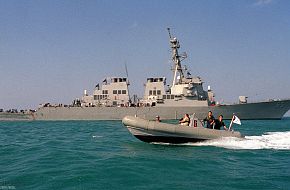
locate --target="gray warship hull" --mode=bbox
[33,99,290,120]
[0,112,32,121]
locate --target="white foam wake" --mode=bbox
[92,135,103,138]
[194,131,290,150]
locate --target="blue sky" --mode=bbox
[0,0,290,115]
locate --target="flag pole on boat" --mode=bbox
[229,114,241,131]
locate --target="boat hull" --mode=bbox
[33,99,290,120]
[134,135,205,144]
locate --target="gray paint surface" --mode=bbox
[34,99,290,120]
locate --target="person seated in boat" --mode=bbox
[155,115,161,122]
[213,115,227,130]
[203,111,215,129]
[179,114,190,126]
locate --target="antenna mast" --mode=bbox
[167,28,184,86]
[124,62,132,104]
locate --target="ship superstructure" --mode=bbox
[79,28,213,108]
[141,28,213,108]
[80,77,130,107]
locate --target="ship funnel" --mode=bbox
[84,90,88,96]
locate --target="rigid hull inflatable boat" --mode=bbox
[122,115,243,144]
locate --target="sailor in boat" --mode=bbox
[155,115,161,122]
[203,111,215,129]
[213,115,228,130]
[179,114,190,126]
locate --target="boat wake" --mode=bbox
[92,135,103,138]
[193,131,290,150]
[151,131,290,150]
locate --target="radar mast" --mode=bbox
[167,28,186,86]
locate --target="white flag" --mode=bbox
[232,115,241,125]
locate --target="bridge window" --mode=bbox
[122,90,126,94]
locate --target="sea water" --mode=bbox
[1,118,290,190]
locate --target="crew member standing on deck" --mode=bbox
[203,111,215,129]
[213,115,227,130]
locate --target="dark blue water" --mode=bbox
[1,118,290,190]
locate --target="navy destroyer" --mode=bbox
[34,29,290,120]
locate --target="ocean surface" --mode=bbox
[1,118,290,190]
